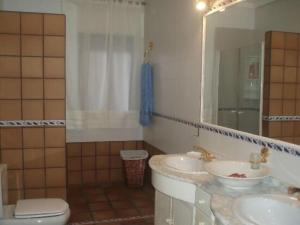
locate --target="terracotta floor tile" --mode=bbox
[107,193,128,201]
[139,207,154,215]
[133,198,153,208]
[111,200,134,209]
[89,202,112,211]
[69,203,90,213]
[68,211,92,223]
[92,210,117,221]
[87,193,107,202]
[116,208,140,218]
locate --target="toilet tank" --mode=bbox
[0,164,8,218]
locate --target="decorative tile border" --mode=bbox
[153,112,300,158]
[0,120,65,127]
[263,116,300,122]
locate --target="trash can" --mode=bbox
[120,150,149,188]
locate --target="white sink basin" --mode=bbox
[205,161,270,189]
[233,194,300,225]
[164,155,204,174]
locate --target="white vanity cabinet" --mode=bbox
[155,191,195,225]
[195,187,215,225]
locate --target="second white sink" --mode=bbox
[164,155,204,174]
[233,194,300,225]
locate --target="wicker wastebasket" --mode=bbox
[120,150,149,188]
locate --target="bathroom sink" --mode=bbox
[233,194,300,225]
[164,156,204,174]
[204,161,270,189]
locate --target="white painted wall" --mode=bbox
[0,0,63,13]
[144,0,300,186]
[143,0,203,153]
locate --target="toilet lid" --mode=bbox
[15,198,69,219]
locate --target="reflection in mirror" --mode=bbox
[202,0,300,145]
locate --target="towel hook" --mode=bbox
[144,41,154,63]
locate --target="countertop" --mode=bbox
[149,154,288,225]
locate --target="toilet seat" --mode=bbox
[14,198,69,219]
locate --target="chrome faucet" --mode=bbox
[288,186,300,201]
[193,145,215,162]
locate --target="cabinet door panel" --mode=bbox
[155,191,172,225]
[173,198,194,225]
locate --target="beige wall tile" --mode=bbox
[0,34,20,55]
[21,13,43,35]
[0,11,20,33]
[23,128,44,148]
[0,78,21,99]
[45,127,65,147]
[0,56,20,77]
[21,35,43,56]
[0,128,22,149]
[24,148,45,168]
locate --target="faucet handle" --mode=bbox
[260,147,269,163]
[193,145,215,162]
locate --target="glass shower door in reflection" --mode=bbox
[217,43,263,135]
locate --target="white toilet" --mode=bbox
[0,164,70,225]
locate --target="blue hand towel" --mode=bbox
[139,63,153,126]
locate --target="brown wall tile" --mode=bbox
[25,189,46,199]
[45,100,65,120]
[24,169,45,188]
[68,158,82,171]
[44,14,65,36]
[110,142,123,155]
[24,148,45,168]
[0,34,20,55]
[0,100,22,120]
[96,142,110,155]
[0,78,21,99]
[271,31,284,49]
[271,49,284,65]
[68,171,82,186]
[96,156,109,169]
[1,149,23,169]
[44,36,65,57]
[21,57,43,78]
[45,148,66,168]
[21,35,43,56]
[67,143,81,157]
[44,79,65,99]
[21,78,44,99]
[284,67,297,83]
[7,170,23,189]
[285,50,298,66]
[0,11,20,34]
[82,157,96,170]
[82,142,96,156]
[23,128,44,148]
[44,58,65,78]
[47,188,66,199]
[82,170,96,184]
[45,127,65,147]
[21,13,43,35]
[46,168,66,187]
[22,100,44,120]
[0,56,20,77]
[0,128,22,149]
[285,33,298,50]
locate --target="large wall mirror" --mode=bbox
[202,0,300,145]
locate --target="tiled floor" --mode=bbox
[67,183,155,225]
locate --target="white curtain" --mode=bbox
[63,0,144,139]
